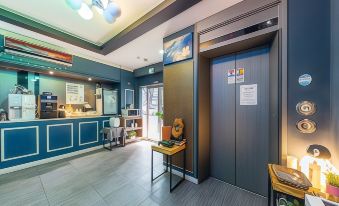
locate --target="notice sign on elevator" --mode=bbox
[240,84,257,105]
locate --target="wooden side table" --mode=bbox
[268,164,317,206]
[151,144,186,192]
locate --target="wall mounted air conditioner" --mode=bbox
[4,37,73,67]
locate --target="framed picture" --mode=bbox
[163,32,193,65]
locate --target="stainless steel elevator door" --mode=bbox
[210,55,236,184]
[210,46,270,197]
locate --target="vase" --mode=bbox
[162,126,172,140]
[326,184,339,197]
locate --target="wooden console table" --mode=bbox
[151,144,186,192]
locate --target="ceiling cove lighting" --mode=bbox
[66,0,121,24]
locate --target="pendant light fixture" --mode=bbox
[66,0,121,24]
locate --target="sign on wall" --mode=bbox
[66,83,84,104]
[240,84,257,105]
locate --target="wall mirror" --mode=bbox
[125,89,134,109]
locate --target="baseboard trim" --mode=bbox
[171,168,199,184]
[0,146,103,175]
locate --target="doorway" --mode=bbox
[210,43,279,197]
[141,85,163,141]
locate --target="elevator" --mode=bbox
[210,43,279,196]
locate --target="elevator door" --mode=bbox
[210,46,270,196]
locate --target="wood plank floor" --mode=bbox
[0,141,267,206]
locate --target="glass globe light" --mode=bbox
[105,2,121,18]
[103,9,116,24]
[66,0,83,10]
[78,3,93,20]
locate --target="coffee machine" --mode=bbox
[38,93,58,119]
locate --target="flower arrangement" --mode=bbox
[326,172,339,197]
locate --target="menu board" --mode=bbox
[66,83,84,104]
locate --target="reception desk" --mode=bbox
[0,116,111,173]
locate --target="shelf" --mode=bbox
[125,127,142,131]
[125,136,143,144]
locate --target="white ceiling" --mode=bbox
[0,0,165,45]
[0,0,243,70]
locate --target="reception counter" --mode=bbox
[0,116,111,173]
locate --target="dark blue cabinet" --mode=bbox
[0,116,109,170]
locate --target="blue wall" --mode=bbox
[120,70,135,110]
[287,0,333,161]
[331,0,339,167]
[0,69,16,109]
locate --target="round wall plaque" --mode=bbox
[296,119,317,134]
[296,101,316,116]
[298,74,312,86]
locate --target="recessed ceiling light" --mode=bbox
[49,71,54,75]
[88,77,92,81]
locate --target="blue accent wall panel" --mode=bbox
[48,124,73,151]
[2,127,38,160]
[287,0,331,159]
[71,56,120,82]
[79,122,98,145]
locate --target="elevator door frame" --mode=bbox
[207,31,280,197]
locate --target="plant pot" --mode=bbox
[326,184,339,197]
[162,126,172,140]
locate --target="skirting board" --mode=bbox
[0,145,103,175]
[171,168,199,184]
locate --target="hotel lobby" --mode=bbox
[0,0,338,205]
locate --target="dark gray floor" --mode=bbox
[0,141,267,206]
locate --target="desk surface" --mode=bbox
[152,144,186,156]
[268,164,316,199]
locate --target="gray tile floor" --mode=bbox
[0,141,267,206]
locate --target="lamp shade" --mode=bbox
[105,2,121,18]
[66,0,83,10]
[78,3,93,20]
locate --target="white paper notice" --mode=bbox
[66,83,85,104]
[240,84,257,105]
[227,69,236,84]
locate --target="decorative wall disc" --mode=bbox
[296,101,316,116]
[296,119,317,134]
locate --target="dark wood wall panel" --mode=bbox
[164,60,194,172]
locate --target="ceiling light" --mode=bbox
[78,3,93,20]
[49,71,54,75]
[66,0,121,24]
[66,0,83,10]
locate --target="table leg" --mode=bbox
[151,149,153,181]
[170,155,172,192]
[166,155,169,172]
[183,149,186,180]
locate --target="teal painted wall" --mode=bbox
[39,74,97,108]
[331,0,339,168]
[120,70,135,110]
[0,69,17,109]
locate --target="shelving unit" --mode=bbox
[120,116,143,143]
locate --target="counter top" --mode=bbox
[0,115,112,124]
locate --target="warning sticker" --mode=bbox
[236,68,245,83]
[227,69,236,84]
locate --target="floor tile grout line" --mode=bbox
[38,175,51,206]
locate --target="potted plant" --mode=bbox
[326,172,339,197]
[156,112,171,140]
[128,131,137,139]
